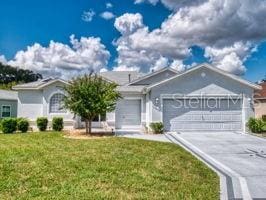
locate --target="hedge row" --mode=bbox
[0,117,64,134]
[0,118,29,134]
[36,117,64,132]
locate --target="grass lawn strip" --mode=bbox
[0,132,219,199]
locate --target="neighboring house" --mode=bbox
[13,63,261,132]
[254,81,266,118]
[0,89,18,119]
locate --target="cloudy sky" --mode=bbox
[0,0,266,81]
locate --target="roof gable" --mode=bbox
[147,63,261,91]
[13,78,69,90]
[128,67,178,86]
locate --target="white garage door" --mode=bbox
[115,99,141,128]
[163,98,242,131]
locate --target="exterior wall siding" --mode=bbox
[17,90,43,120]
[255,99,266,118]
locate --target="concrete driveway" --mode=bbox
[116,130,170,142]
[166,132,266,200]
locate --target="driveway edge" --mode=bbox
[165,133,252,200]
[165,134,228,200]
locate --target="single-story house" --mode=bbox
[254,81,266,118]
[0,89,18,119]
[13,63,261,132]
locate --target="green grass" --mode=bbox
[0,132,219,199]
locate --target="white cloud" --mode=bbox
[82,9,95,22]
[106,2,113,8]
[114,13,144,35]
[114,0,266,74]
[170,60,188,72]
[134,0,158,5]
[113,65,139,71]
[204,42,253,74]
[152,57,169,71]
[8,35,110,79]
[100,68,108,72]
[135,0,206,10]
[0,55,7,64]
[114,13,190,72]
[100,11,115,20]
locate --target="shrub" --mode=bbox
[262,115,266,122]
[36,117,48,131]
[247,118,264,133]
[1,118,17,134]
[17,118,29,133]
[52,117,64,131]
[150,122,164,134]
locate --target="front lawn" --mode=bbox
[0,133,219,199]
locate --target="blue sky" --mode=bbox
[0,0,265,81]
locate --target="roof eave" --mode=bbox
[13,79,69,90]
[12,86,39,90]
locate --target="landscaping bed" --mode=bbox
[0,132,219,199]
[64,129,114,139]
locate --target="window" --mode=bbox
[92,113,106,122]
[49,93,66,113]
[2,106,11,118]
[92,115,99,122]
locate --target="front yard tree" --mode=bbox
[64,73,121,134]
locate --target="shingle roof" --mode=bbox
[13,77,68,90]
[127,67,178,85]
[0,89,18,100]
[117,85,146,93]
[13,77,54,88]
[100,71,142,85]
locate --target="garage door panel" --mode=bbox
[115,99,141,128]
[168,122,242,131]
[163,99,242,131]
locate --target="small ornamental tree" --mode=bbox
[64,73,121,134]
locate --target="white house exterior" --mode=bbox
[13,63,261,132]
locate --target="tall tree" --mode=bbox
[64,73,121,134]
[0,62,42,89]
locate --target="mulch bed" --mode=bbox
[64,129,115,139]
